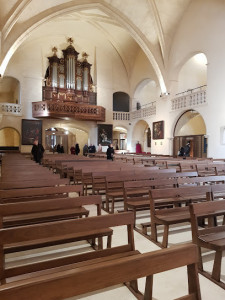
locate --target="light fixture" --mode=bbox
[160,92,170,97]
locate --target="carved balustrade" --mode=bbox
[132,102,156,119]
[0,103,22,116]
[113,112,130,121]
[32,101,105,121]
[171,87,207,111]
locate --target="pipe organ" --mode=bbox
[43,38,96,105]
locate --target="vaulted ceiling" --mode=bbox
[0,0,192,90]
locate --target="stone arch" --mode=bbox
[113,125,127,150]
[45,126,88,154]
[0,127,20,148]
[133,78,159,110]
[173,109,207,158]
[132,120,151,153]
[0,76,20,104]
[177,52,207,94]
[0,2,166,92]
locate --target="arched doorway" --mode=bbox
[0,127,20,150]
[173,110,207,158]
[113,126,127,150]
[132,120,151,153]
[45,127,88,154]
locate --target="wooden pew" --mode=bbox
[154,171,198,179]
[189,200,225,288]
[211,183,225,201]
[0,244,201,300]
[196,163,217,177]
[123,178,178,226]
[0,173,62,183]
[104,170,178,213]
[215,163,225,176]
[0,195,103,228]
[0,178,70,190]
[0,185,83,203]
[148,185,212,248]
[0,212,136,285]
[177,175,225,187]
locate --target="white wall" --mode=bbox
[167,0,225,158]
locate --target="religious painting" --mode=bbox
[98,124,113,146]
[153,121,164,140]
[22,119,42,145]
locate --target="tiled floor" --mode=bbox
[5,202,225,300]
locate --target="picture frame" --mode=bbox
[98,124,113,146]
[153,121,164,140]
[22,119,42,145]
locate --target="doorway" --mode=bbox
[173,110,207,158]
[174,135,207,158]
[45,128,69,153]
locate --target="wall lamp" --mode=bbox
[160,92,170,97]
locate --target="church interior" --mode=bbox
[0,0,225,299]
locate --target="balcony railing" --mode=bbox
[113,102,156,121]
[132,102,156,119]
[113,112,130,121]
[0,103,22,116]
[32,101,105,122]
[171,85,207,111]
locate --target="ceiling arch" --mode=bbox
[0,0,169,91]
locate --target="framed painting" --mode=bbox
[98,124,113,146]
[153,121,164,140]
[22,119,42,145]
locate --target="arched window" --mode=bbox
[113,92,129,112]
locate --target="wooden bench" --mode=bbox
[148,185,212,248]
[0,243,201,300]
[196,163,217,177]
[215,163,225,176]
[123,178,178,226]
[0,177,70,190]
[189,199,225,288]
[177,175,225,187]
[0,195,103,228]
[154,171,198,179]
[0,212,136,287]
[0,185,83,203]
[211,183,225,200]
[105,171,179,214]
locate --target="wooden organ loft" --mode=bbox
[32,38,105,121]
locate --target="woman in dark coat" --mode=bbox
[31,139,45,164]
[106,144,114,160]
[75,143,80,155]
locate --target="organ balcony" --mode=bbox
[32,100,105,122]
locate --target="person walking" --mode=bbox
[31,139,45,164]
[75,143,80,155]
[83,144,88,156]
[106,144,114,160]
